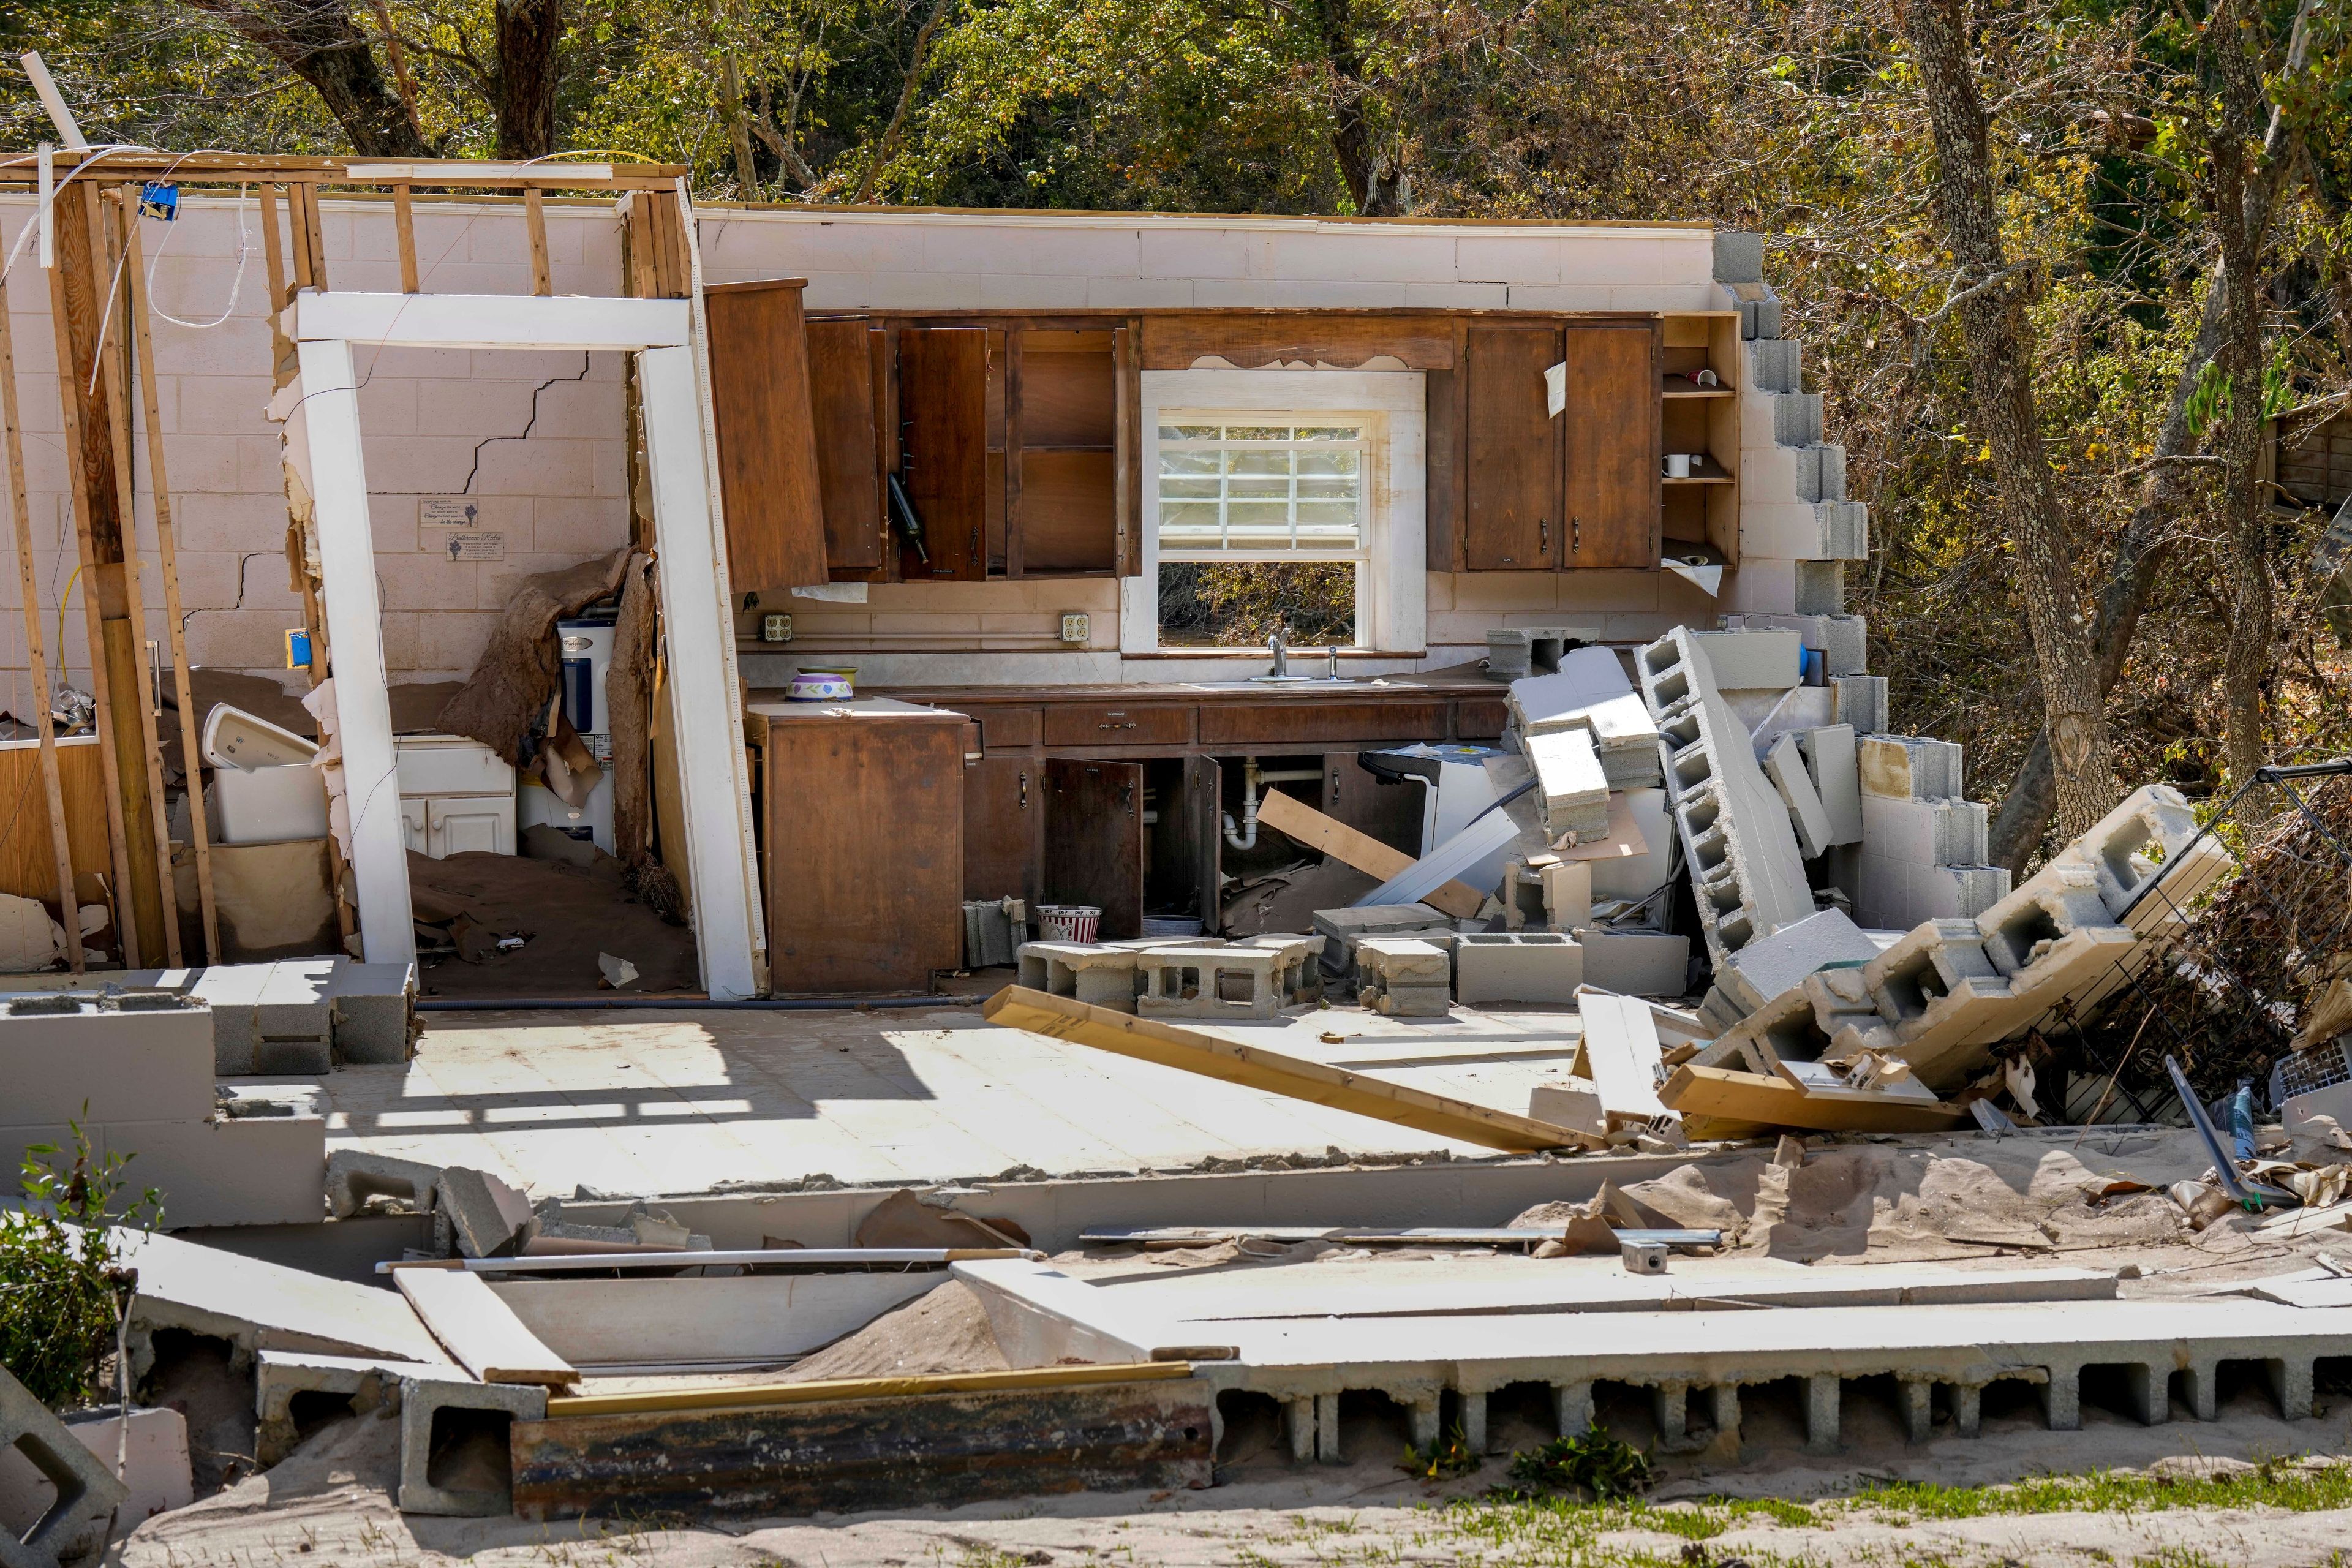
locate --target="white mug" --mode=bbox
[1664,453,1692,479]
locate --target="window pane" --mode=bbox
[1159,503,1223,545]
[1226,478,1291,502]
[1226,424,1290,442]
[1226,450,1291,477]
[1161,424,1223,440]
[1158,560,1357,649]
[1160,477,1222,499]
[1294,425,1358,441]
[1161,450,1221,476]
[1294,477,1355,500]
[1293,503,1361,545]
[1294,450,1359,477]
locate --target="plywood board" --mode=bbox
[983,986,1600,1152]
[1253,787,1483,919]
[395,1265,578,1387]
[0,736,107,905]
[1658,1063,1969,1136]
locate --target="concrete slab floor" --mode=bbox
[299,1002,1591,1199]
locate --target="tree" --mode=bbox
[1901,0,2117,839]
[182,0,433,154]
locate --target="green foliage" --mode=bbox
[0,1117,160,1410]
[1504,1423,1654,1500]
[1400,1421,1482,1480]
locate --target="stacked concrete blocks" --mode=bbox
[1508,651,1664,790]
[1524,728,1611,843]
[1354,938,1451,1017]
[1698,907,1882,1033]
[1852,735,2010,930]
[1483,624,1604,681]
[1313,904,1451,980]
[1721,612,1868,678]
[1637,628,1816,967]
[1455,933,1583,1006]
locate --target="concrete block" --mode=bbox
[257,1350,446,1466]
[96,1114,326,1227]
[1804,445,1847,503]
[257,957,337,1042]
[1798,725,1863,846]
[190,962,271,1074]
[1831,674,1888,736]
[328,959,418,1065]
[1771,392,1822,447]
[2049,783,2207,921]
[0,993,217,1126]
[328,1147,442,1219]
[1712,907,1880,1017]
[1689,629,1802,693]
[1575,988,1670,1118]
[1590,788,1673,905]
[396,1373,546,1517]
[0,1365,130,1563]
[1749,337,1801,393]
[1861,794,1988,866]
[1527,1078,1605,1137]
[1355,938,1451,1017]
[1541,861,1593,931]
[1643,628,1815,963]
[438,1166,535,1259]
[1017,942,1142,1011]
[1859,735,1964,800]
[1722,611,1866,676]
[1456,933,1583,1006]
[1135,944,1300,1021]
[1815,500,1868,560]
[1712,229,1764,284]
[1766,733,1834,859]
[1484,624,1604,680]
[1575,929,1690,998]
[1242,933,1325,1004]
[1975,862,2119,974]
[1313,904,1450,976]
[1722,278,1781,339]
[1792,560,1844,617]
[1526,728,1610,842]
[1856,850,2008,929]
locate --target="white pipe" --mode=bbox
[20,55,86,149]
[1221,758,1324,852]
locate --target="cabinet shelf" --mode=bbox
[1019,442,1117,453]
[1661,375,1733,399]
[1660,454,1733,485]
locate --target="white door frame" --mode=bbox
[290,289,764,999]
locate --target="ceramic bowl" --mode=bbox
[787,669,854,702]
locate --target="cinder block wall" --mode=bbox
[0,197,1849,698]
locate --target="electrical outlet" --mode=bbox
[761,612,793,643]
[1058,612,1090,646]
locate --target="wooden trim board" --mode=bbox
[394,1265,578,1387]
[1252,788,1484,919]
[982,986,1601,1152]
[1658,1063,1969,1136]
[547,1360,1195,1418]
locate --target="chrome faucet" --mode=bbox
[1267,628,1287,679]
[1329,645,1341,681]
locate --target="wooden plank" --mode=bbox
[258,184,295,384]
[524,186,552,295]
[1042,758,1145,941]
[983,986,1601,1152]
[512,1374,1211,1522]
[897,326,987,579]
[1657,1063,1970,1136]
[391,183,419,293]
[119,194,219,960]
[1252,786,1483,919]
[702,279,829,591]
[0,280,83,967]
[548,1360,1196,1419]
[45,183,143,965]
[394,1266,577,1387]
[1463,320,1560,570]
[1561,321,1660,569]
[1187,753,1221,935]
[804,318,884,573]
[1114,322,1137,576]
[1140,313,1457,372]
[297,183,327,290]
[91,197,180,965]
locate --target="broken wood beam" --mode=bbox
[393,1267,576,1387]
[982,985,1601,1152]
[1253,786,1486,919]
[1657,1062,1970,1136]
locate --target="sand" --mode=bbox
[775,1280,1010,1381]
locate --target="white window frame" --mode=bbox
[1123,369,1425,657]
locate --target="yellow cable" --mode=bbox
[56,563,81,706]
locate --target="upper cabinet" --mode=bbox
[1560,321,1660,570]
[898,326,989,580]
[1462,320,1564,570]
[704,279,829,592]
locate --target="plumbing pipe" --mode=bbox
[1221,757,1324,851]
[376,1247,1038,1276]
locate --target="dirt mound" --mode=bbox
[779,1280,1009,1382]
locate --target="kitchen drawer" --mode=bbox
[1199,699,1450,748]
[1455,696,1510,739]
[1042,703,1195,748]
[970,704,1043,750]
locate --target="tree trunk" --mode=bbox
[1901,0,2114,838]
[494,0,563,160]
[723,53,761,198]
[1983,0,2316,869]
[188,0,434,157]
[1316,0,1402,216]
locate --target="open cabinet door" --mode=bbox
[703,279,829,591]
[805,317,885,575]
[898,326,988,580]
[1188,755,1223,934]
[1148,754,1221,934]
[1043,758,1143,940]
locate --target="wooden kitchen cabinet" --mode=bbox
[899,326,989,580]
[748,700,964,993]
[804,317,887,575]
[1043,758,1145,940]
[1561,322,1662,568]
[1462,320,1562,570]
[703,279,829,592]
[963,753,1042,905]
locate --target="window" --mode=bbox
[1155,418,1368,650]
[1125,370,1426,657]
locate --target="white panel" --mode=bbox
[293,290,691,352]
[295,338,414,968]
[638,345,761,999]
